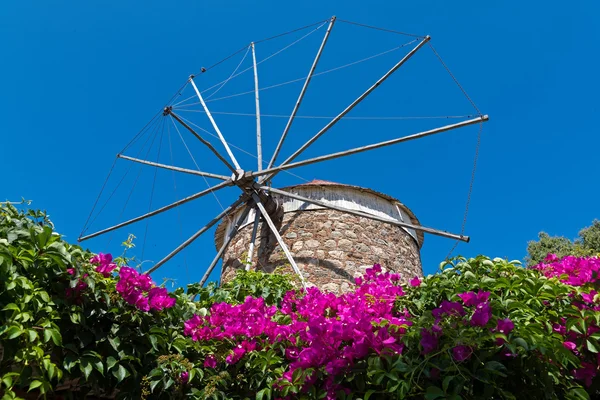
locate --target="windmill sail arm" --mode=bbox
[267,15,337,171]
[251,193,307,288]
[259,186,469,243]
[189,78,242,170]
[78,179,234,242]
[200,204,252,286]
[117,154,230,181]
[259,34,431,184]
[169,112,238,174]
[146,196,248,275]
[251,115,488,180]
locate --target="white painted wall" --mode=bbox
[223,187,418,243]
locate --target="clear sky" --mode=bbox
[2,1,598,288]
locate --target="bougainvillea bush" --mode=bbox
[1,202,600,400]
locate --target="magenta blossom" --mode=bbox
[420,328,439,354]
[180,371,189,384]
[409,276,421,287]
[204,355,217,368]
[563,341,577,352]
[495,318,514,334]
[573,362,597,387]
[458,290,490,307]
[432,301,465,320]
[452,345,472,362]
[470,302,492,327]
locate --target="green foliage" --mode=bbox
[1,201,599,399]
[526,220,600,266]
[0,202,290,399]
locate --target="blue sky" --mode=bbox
[2,1,598,288]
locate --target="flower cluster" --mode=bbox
[116,266,176,312]
[66,268,88,299]
[90,252,117,277]
[420,289,513,362]
[532,254,600,286]
[184,265,410,397]
[530,254,600,386]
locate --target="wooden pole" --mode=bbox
[145,196,247,275]
[189,77,242,170]
[117,154,229,181]
[251,193,307,288]
[251,115,488,180]
[267,16,337,171]
[259,35,431,184]
[259,186,470,242]
[246,208,260,270]
[199,205,252,287]
[251,42,263,172]
[169,112,238,174]
[78,179,233,242]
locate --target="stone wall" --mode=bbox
[220,208,422,293]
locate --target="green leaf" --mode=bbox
[149,379,161,393]
[587,339,600,353]
[80,360,93,380]
[5,326,22,340]
[442,376,454,392]
[48,329,62,346]
[256,388,271,400]
[425,386,445,400]
[567,387,590,400]
[113,365,130,383]
[513,337,529,351]
[106,357,118,371]
[364,390,376,400]
[27,330,38,342]
[1,304,19,312]
[28,380,43,392]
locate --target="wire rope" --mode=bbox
[169,116,227,211]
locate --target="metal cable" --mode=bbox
[254,18,330,44]
[85,116,162,233]
[196,18,328,76]
[107,118,164,247]
[169,116,227,211]
[337,19,425,39]
[177,114,310,183]
[167,124,191,285]
[197,22,327,97]
[445,122,483,259]
[205,45,251,100]
[428,43,482,116]
[174,39,418,106]
[141,120,166,263]
[175,109,475,120]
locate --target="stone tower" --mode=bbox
[215,180,423,292]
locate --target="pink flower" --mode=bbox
[563,341,577,351]
[470,302,491,327]
[452,345,472,362]
[432,301,465,320]
[573,362,597,387]
[204,355,217,368]
[67,268,75,275]
[545,253,559,262]
[420,328,439,354]
[458,290,490,307]
[90,252,112,265]
[180,371,189,384]
[582,291,598,303]
[495,318,514,334]
[409,276,421,287]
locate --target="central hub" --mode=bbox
[231,169,255,190]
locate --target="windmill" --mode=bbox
[78,16,488,289]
